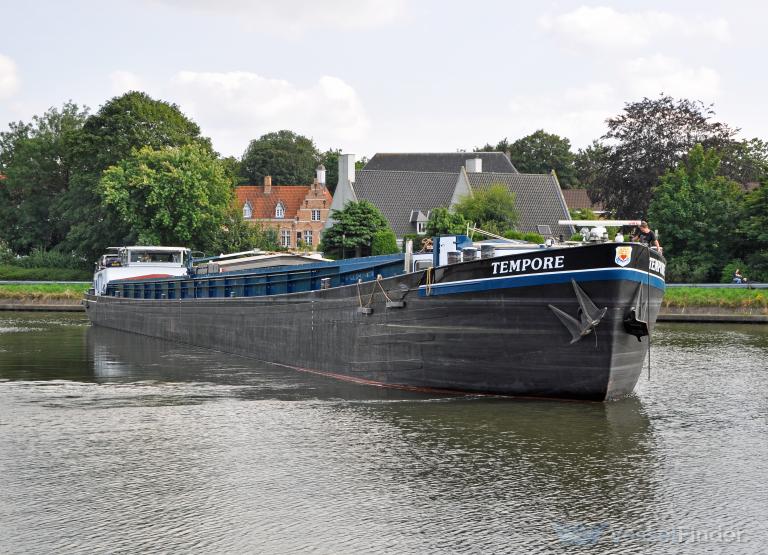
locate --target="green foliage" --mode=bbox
[371,229,399,255]
[502,230,545,244]
[720,260,747,284]
[0,102,89,254]
[507,130,578,187]
[0,264,90,281]
[401,233,432,252]
[663,287,767,309]
[454,184,518,233]
[320,201,391,259]
[716,138,768,185]
[13,248,87,270]
[0,240,14,264]
[425,207,468,236]
[649,145,743,281]
[0,283,90,301]
[321,149,340,194]
[587,95,737,217]
[570,233,583,241]
[574,141,611,200]
[738,182,768,281]
[101,144,234,252]
[60,92,210,260]
[569,208,597,220]
[240,130,319,185]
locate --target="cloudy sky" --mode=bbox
[1,1,765,159]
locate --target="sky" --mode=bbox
[1,0,766,160]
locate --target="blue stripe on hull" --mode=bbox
[419,267,665,297]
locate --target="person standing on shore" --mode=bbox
[632,221,662,252]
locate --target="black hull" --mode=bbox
[85,243,665,401]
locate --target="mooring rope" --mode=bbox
[425,267,433,296]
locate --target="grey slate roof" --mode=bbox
[364,152,517,173]
[467,172,573,237]
[353,170,460,238]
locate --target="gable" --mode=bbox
[236,185,331,220]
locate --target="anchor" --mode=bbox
[548,280,608,344]
[623,283,649,341]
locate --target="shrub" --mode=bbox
[371,229,399,255]
[0,264,91,281]
[503,230,545,244]
[13,248,88,270]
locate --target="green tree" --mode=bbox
[589,95,737,218]
[371,229,399,255]
[738,182,768,281]
[320,148,340,194]
[454,184,518,234]
[508,130,577,187]
[0,103,89,254]
[648,144,743,282]
[320,201,392,259]
[60,92,210,260]
[425,207,468,236]
[240,130,319,185]
[716,138,768,185]
[100,144,235,251]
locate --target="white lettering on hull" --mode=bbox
[649,258,666,277]
[491,256,565,276]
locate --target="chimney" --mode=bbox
[263,175,272,194]
[465,157,482,173]
[339,153,356,185]
[316,164,326,186]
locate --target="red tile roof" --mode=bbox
[236,184,331,219]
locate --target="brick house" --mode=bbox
[236,167,333,250]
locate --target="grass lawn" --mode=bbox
[0,283,90,301]
[664,287,768,309]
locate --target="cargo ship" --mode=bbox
[84,233,666,401]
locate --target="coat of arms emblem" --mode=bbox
[615,246,632,267]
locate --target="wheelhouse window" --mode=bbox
[280,229,291,247]
[311,209,321,221]
[129,250,183,264]
[275,202,285,219]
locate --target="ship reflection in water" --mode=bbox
[0,314,766,553]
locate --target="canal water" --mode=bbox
[0,313,766,554]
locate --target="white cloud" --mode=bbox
[147,0,408,31]
[109,70,144,95]
[623,55,720,100]
[0,54,20,98]
[539,6,730,50]
[168,71,369,155]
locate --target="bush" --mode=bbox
[13,248,88,270]
[720,260,746,284]
[0,240,15,264]
[371,229,399,255]
[0,264,91,281]
[502,230,545,244]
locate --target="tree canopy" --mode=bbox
[648,145,743,282]
[425,207,468,236]
[320,201,393,258]
[586,95,737,218]
[454,184,518,235]
[240,130,319,185]
[101,144,236,250]
[480,130,577,187]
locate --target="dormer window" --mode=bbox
[275,202,285,219]
[243,201,252,219]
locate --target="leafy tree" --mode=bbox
[507,130,577,187]
[371,229,399,255]
[716,138,768,185]
[454,184,518,234]
[60,92,210,260]
[320,148,340,194]
[100,144,235,251]
[648,145,743,282]
[240,130,319,185]
[574,141,610,200]
[320,200,392,258]
[0,103,89,254]
[425,207,468,236]
[738,182,768,281]
[588,95,737,218]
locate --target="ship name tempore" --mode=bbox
[649,257,666,277]
[491,255,566,276]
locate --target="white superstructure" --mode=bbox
[92,246,190,295]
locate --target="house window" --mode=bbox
[280,229,291,247]
[311,209,321,221]
[243,202,252,219]
[417,221,427,235]
[304,230,313,246]
[275,202,285,219]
